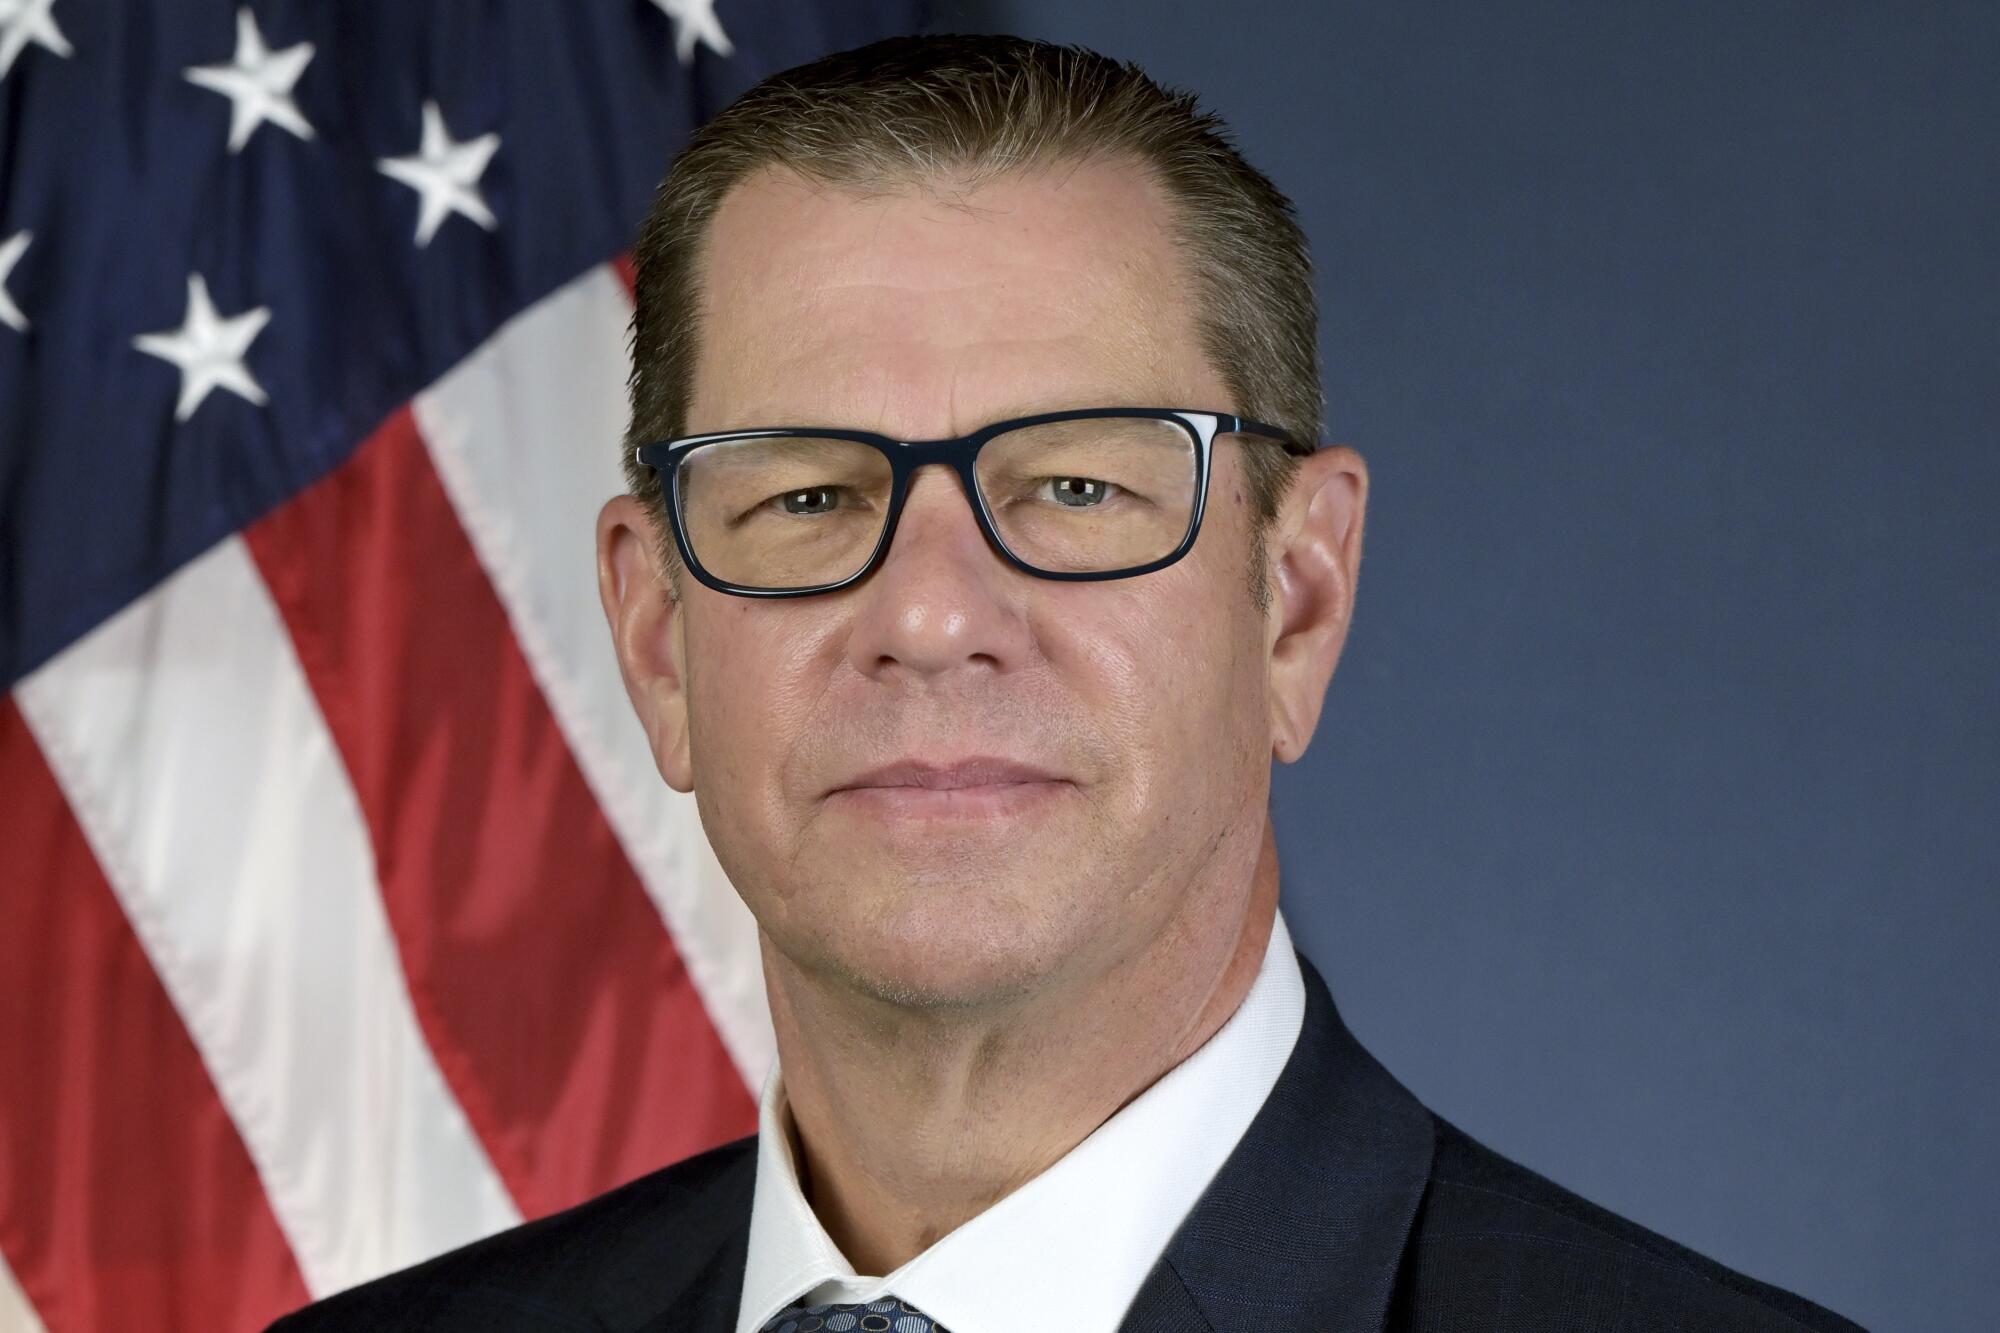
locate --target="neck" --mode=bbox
[762,818,1283,1276]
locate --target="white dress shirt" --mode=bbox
[733,908,1307,1333]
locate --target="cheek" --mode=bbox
[683,610,829,816]
[1037,575,1255,814]
[683,609,877,923]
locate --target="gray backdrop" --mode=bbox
[928,3,1997,1329]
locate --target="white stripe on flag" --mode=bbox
[13,538,521,1297]
[0,1250,46,1333]
[413,263,774,1087]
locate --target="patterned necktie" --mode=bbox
[758,1296,952,1333]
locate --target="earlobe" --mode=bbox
[1265,447,1368,765]
[596,495,695,792]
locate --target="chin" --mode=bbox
[788,870,1084,1011]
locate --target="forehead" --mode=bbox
[688,157,1225,436]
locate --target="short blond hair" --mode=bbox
[623,33,1319,606]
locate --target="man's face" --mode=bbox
[644,160,1297,1008]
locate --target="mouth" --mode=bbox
[827,780,1071,821]
[835,756,1063,790]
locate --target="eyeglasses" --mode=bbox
[632,406,1308,598]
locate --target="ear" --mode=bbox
[1264,446,1369,764]
[596,495,694,792]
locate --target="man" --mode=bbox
[275,33,1864,1333]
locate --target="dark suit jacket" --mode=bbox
[271,952,1867,1331]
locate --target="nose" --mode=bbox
[841,463,1033,682]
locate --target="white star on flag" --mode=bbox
[0,230,29,332]
[650,0,734,65]
[376,101,502,248]
[183,7,316,153]
[0,0,73,82]
[132,273,272,421]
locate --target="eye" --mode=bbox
[1040,476,1118,508]
[772,486,843,516]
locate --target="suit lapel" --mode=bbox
[631,1152,755,1333]
[1121,951,1435,1333]
[1120,1256,1220,1332]
[645,1222,749,1333]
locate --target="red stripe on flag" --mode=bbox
[0,697,312,1333]
[611,252,637,301]
[243,407,754,1221]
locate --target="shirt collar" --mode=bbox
[735,908,1306,1333]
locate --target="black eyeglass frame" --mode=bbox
[631,406,1309,599]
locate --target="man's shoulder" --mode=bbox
[1400,1113,1867,1331]
[266,1134,758,1332]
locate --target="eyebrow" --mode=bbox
[709,395,1191,436]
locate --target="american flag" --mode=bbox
[0,3,923,1328]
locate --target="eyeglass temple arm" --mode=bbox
[1221,415,1317,456]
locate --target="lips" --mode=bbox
[832,756,1066,794]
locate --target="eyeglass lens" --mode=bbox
[675,416,1199,589]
